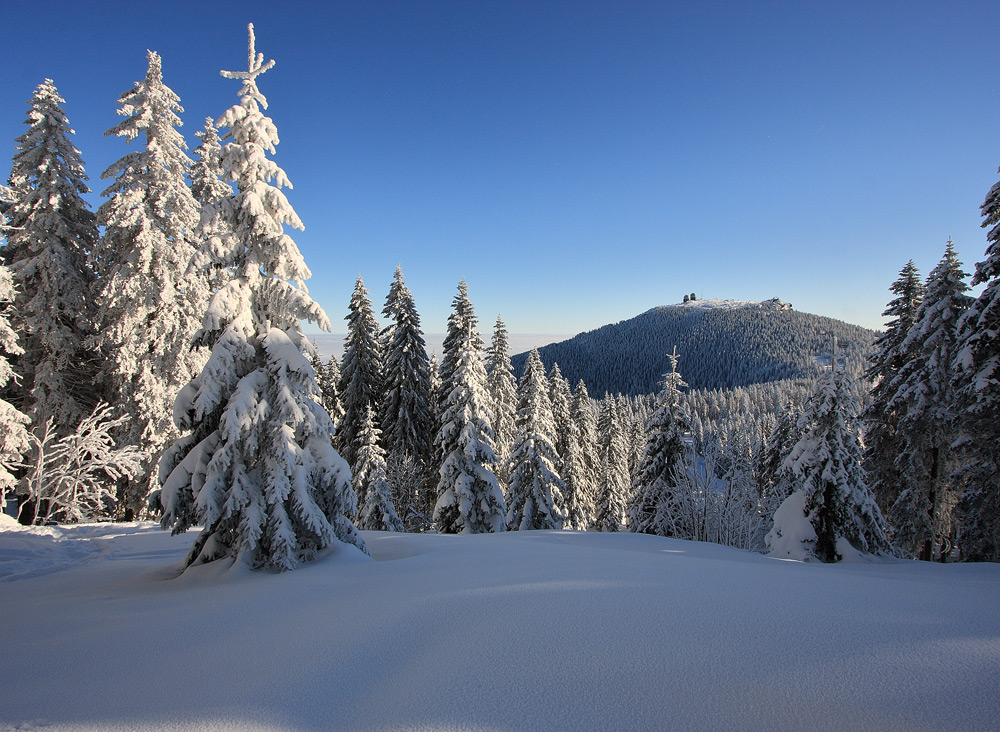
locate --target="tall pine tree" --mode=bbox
[889,240,971,560]
[93,50,207,516]
[354,405,404,532]
[593,394,629,531]
[3,80,99,437]
[569,380,598,529]
[486,315,518,493]
[506,350,565,530]
[338,275,382,470]
[0,258,30,512]
[155,25,364,570]
[954,160,1000,561]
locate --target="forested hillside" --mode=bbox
[513,299,877,396]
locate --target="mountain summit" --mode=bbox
[513,299,876,396]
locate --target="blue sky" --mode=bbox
[2,1,998,336]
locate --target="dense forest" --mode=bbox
[2,27,999,572]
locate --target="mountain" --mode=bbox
[512,298,878,396]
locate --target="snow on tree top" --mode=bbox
[648,297,792,314]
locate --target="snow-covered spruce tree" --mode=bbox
[593,394,629,531]
[3,80,99,439]
[954,163,1000,561]
[437,279,482,414]
[506,350,565,531]
[889,240,971,560]
[156,25,366,570]
[550,364,587,530]
[338,275,382,471]
[93,50,208,517]
[628,347,689,535]
[0,260,30,511]
[190,117,232,209]
[863,260,924,513]
[486,316,518,493]
[767,367,890,562]
[313,353,344,428]
[380,265,433,475]
[434,307,505,534]
[354,405,403,532]
[569,380,598,529]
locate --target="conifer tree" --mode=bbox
[434,290,504,534]
[954,161,1000,561]
[354,405,403,532]
[380,265,433,472]
[93,50,207,516]
[863,261,924,512]
[506,350,565,530]
[338,275,382,470]
[438,279,481,412]
[570,380,599,528]
[628,348,689,535]
[156,25,365,570]
[889,240,971,560]
[549,364,588,529]
[189,117,231,208]
[313,353,344,428]
[593,394,629,531]
[0,261,30,511]
[3,79,99,435]
[768,367,890,562]
[486,316,518,492]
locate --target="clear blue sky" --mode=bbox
[2,1,998,335]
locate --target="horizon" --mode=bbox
[2,1,998,334]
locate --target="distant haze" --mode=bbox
[310,333,571,361]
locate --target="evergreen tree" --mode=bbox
[863,261,924,512]
[569,380,598,528]
[380,265,433,474]
[438,279,481,412]
[189,117,231,208]
[3,79,98,436]
[338,275,382,470]
[486,316,518,492]
[0,261,30,511]
[313,353,344,428]
[889,240,971,560]
[549,364,588,530]
[506,350,565,530]
[434,293,504,534]
[593,394,629,531]
[155,25,365,570]
[354,405,403,532]
[768,367,890,562]
[954,162,1000,561]
[93,50,207,516]
[628,348,689,535]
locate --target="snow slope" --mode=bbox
[2,520,998,731]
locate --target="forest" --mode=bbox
[2,25,999,571]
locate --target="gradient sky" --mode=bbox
[2,1,998,336]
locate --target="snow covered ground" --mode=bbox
[2,517,998,732]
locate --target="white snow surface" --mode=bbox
[1,521,998,732]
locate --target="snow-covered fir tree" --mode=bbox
[628,348,689,535]
[437,279,482,413]
[767,366,890,562]
[863,260,924,513]
[380,265,433,477]
[954,162,1000,562]
[506,350,565,531]
[189,117,232,208]
[155,25,365,570]
[3,79,99,439]
[338,275,382,470]
[569,380,599,529]
[354,405,403,532]
[434,292,505,534]
[593,394,629,531]
[0,260,30,511]
[313,353,344,428]
[548,363,573,463]
[889,240,971,560]
[549,364,587,530]
[486,316,518,493]
[93,50,207,517]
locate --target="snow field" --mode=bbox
[1,521,998,731]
